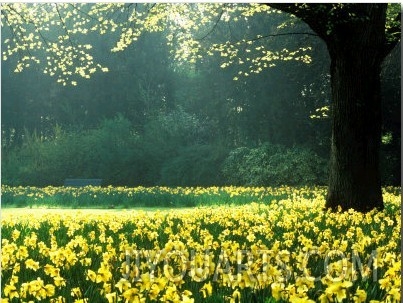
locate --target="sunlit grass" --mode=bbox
[1,186,401,302]
[1,185,302,208]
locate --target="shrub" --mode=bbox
[222,142,328,186]
[1,115,144,186]
[160,144,228,186]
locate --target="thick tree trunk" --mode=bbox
[325,51,384,212]
[267,4,396,212]
[324,5,387,212]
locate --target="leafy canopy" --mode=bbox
[2,3,313,85]
[2,3,400,85]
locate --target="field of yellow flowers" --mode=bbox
[1,186,401,302]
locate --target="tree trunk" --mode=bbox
[325,51,384,212]
[325,6,387,212]
[266,4,398,212]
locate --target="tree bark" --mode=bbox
[325,5,387,212]
[326,47,384,212]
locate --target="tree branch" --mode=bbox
[195,8,225,41]
[2,6,34,66]
[266,4,332,42]
[245,31,318,43]
[55,4,75,47]
[68,4,98,22]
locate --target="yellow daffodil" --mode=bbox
[44,284,56,297]
[16,246,29,260]
[25,258,40,271]
[71,287,82,298]
[105,292,118,303]
[325,280,353,302]
[96,265,112,283]
[200,281,213,298]
[115,278,131,293]
[353,288,367,303]
[3,284,19,299]
[53,276,66,287]
[86,269,97,283]
[11,229,20,241]
[123,288,144,303]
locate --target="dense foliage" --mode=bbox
[1,186,401,302]
[222,143,327,186]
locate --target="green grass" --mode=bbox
[1,185,303,209]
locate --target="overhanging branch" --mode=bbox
[245,31,318,43]
[195,8,225,41]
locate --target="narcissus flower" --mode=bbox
[3,284,19,299]
[324,281,353,302]
[353,288,367,303]
[200,281,213,298]
[25,258,40,271]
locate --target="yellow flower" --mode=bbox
[200,281,213,298]
[44,264,60,277]
[66,250,78,266]
[3,283,19,299]
[0,185,401,303]
[80,257,92,266]
[271,282,285,301]
[103,282,112,294]
[106,292,118,303]
[11,229,20,241]
[115,278,131,293]
[149,283,161,300]
[246,232,256,242]
[96,265,112,283]
[54,276,66,287]
[25,258,40,271]
[44,284,56,297]
[387,287,400,302]
[123,288,145,303]
[182,291,195,303]
[24,232,38,248]
[86,269,97,282]
[353,288,367,303]
[230,288,241,303]
[379,276,392,290]
[324,281,352,302]
[289,294,315,303]
[237,271,255,289]
[71,287,82,298]
[163,285,180,302]
[16,246,29,260]
[155,276,168,292]
[28,278,46,300]
[10,275,19,285]
[50,296,66,303]
[137,273,152,292]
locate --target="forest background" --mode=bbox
[1,3,400,188]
